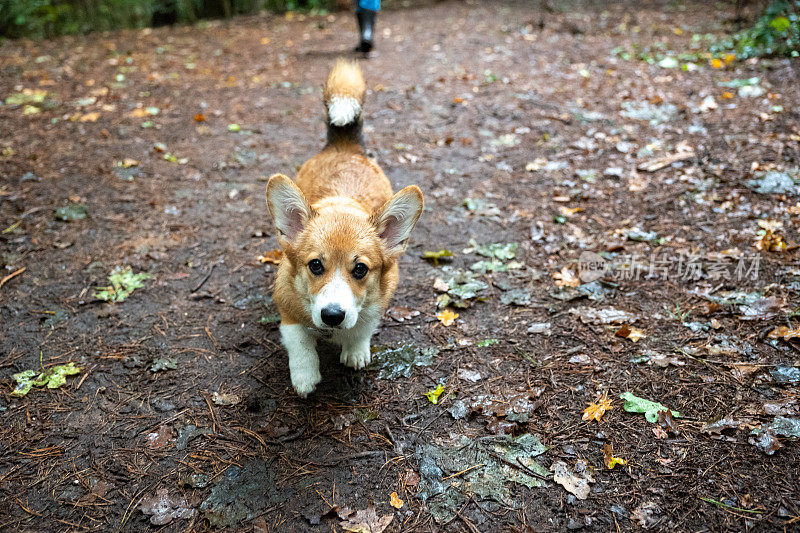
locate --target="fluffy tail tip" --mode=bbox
[324,59,365,127]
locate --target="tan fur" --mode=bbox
[268,62,422,330]
[323,59,366,104]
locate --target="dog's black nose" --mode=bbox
[321,305,346,327]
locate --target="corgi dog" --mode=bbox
[266,60,423,398]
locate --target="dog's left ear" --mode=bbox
[266,174,312,247]
[372,185,424,257]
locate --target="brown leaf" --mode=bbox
[603,443,626,469]
[657,409,678,435]
[258,249,283,264]
[768,326,800,341]
[615,324,645,342]
[145,424,173,450]
[386,306,420,322]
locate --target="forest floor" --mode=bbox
[1,1,800,531]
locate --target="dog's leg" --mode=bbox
[280,324,321,397]
[339,313,379,370]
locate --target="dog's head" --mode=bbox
[266,174,423,330]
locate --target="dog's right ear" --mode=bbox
[266,174,312,247]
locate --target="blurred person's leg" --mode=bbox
[355,0,379,53]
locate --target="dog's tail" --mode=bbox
[324,59,366,148]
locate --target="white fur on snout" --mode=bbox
[312,271,359,329]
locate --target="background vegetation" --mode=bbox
[0,0,799,61]
[0,0,333,39]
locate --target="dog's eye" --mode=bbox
[352,262,368,280]
[308,259,325,276]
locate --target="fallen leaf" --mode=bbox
[632,501,662,528]
[615,324,645,342]
[390,491,403,509]
[421,249,454,266]
[553,266,580,287]
[603,443,626,469]
[194,113,206,122]
[551,460,593,500]
[768,326,800,340]
[570,307,637,324]
[257,249,283,264]
[386,306,420,322]
[424,384,445,404]
[751,428,783,455]
[620,392,680,423]
[437,309,458,326]
[140,488,195,525]
[146,424,173,449]
[80,112,100,122]
[11,362,82,397]
[339,506,393,533]
[583,395,614,422]
[55,203,88,221]
[212,391,241,406]
[755,230,787,252]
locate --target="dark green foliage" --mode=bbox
[0,0,333,39]
[714,1,800,58]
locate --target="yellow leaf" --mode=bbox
[553,266,580,287]
[603,443,626,469]
[722,91,734,99]
[80,112,100,122]
[424,384,445,404]
[257,249,283,264]
[437,309,458,326]
[390,492,404,509]
[710,58,723,68]
[755,229,787,252]
[583,395,614,422]
[559,206,583,217]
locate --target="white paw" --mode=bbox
[291,366,321,398]
[340,344,371,370]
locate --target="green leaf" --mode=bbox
[425,384,445,404]
[11,363,81,397]
[476,339,499,347]
[770,16,790,32]
[54,203,87,221]
[474,242,518,261]
[619,392,680,423]
[94,266,151,303]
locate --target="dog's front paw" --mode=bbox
[340,343,372,370]
[291,366,322,398]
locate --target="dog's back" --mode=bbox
[294,60,393,212]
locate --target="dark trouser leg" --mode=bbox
[355,0,379,53]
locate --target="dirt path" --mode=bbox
[1,1,800,530]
